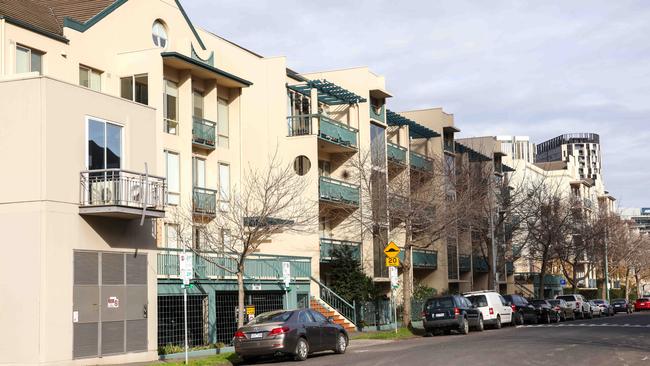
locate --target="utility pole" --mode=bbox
[489,192,498,292]
[604,224,610,303]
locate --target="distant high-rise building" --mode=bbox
[536,133,602,183]
[496,135,536,164]
[621,208,650,234]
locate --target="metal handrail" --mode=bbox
[79,169,166,210]
[319,175,359,189]
[311,276,357,325]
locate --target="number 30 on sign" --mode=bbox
[386,257,400,267]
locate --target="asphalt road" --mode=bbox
[258,312,650,366]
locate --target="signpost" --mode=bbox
[385,242,401,334]
[282,262,291,308]
[179,251,193,365]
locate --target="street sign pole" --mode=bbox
[182,247,188,365]
[384,242,401,333]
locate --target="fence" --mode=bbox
[158,295,209,352]
[356,299,425,330]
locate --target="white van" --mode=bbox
[464,291,513,329]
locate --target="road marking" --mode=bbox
[355,350,369,353]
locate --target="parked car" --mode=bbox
[464,291,513,329]
[587,300,603,317]
[547,299,576,321]
[556,294,591,319]
[422,295,483,335]
[635,298,650,311]
[503,294,538,325]
[611,298,634,314]
[234,309,348,363]
[592,299,615,316]
[530,299,561,323]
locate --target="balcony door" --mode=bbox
[193,157,206,188]
[87,117,122,171]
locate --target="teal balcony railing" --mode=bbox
[287,114,358,148]
[387,142,407,165]
[369,104,385,123]
[515,272,564,289]
[409,151,433,172]
[319,176,360,206]
[473,255,489,273]
[459,254,471,272]
[399,249,438,269]
[506,261,514,274]
[192,116,217,149]
[319,238,361,263]
[192,187,217,216]
[158,249,312,280]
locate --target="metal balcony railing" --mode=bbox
[459,254,471,272]
[473,255,489,273]
[287,114,358,148]
[387,142,407,165]
[398,249,438,269]
[409,151,433,172]
[319,238,361,262]
[192,187,218,216]
[369,104,385,123]
[319,176,360,206]
[192,116,216,148]
[79,169,166,217]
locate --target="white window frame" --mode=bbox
[79,64,102,91]
[164,223,179,249]
[165,150,180,205]
[15,44,43,74]
[218,162,230,211]
[85,115,124,170]
[217,98,229,148]
[164,79,179,135]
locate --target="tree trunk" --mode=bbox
[237,264,245,328]
[571,259,577,293]
[401,225,413,328]
[624,267,630,301]
[635,269,641,298]
[538,247,549,299]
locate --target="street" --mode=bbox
[264,313,650,366]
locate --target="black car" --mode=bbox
[503,294,538,325]
[612,298,634,314]
[422,295,483,335]
[530,299,561,323]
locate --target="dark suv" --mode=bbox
[422,295,483,335]
[503,294,537,325]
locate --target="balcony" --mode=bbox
[79,169,166,219]
[444,139,454,154]
[506,261,514,275]
[319,176,360,207]
[193,187,217,216]
[369,104,386,123]
[158,250,311,280]
[287,114,358,152]
[387,142,407,166]
[473,255,489,273]
[400,249,438,269]
[192,116,216,149]
[409,151,433,172]
[319,238,361,263]
[459,254,471,272]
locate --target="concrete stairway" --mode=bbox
[310,297,356,332]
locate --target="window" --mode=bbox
[79,65,101,91]
[193,226,206,250]
[293,155,311,176]
[318,160,331,177]
[217,98,229,147]
[120,74,148,104]
[309,310,327,323]
[219,163,230,211]
[165,150,180,205]
[152,20,168,48]
[220,229,231,253]
[193,90,204,118]
[16,45,43,74]
[164,80,179,134]
[87,117,122,170]
[193,157,206,188]
[298,311,314,323]
[165,223,179,249]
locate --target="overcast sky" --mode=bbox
[183,0,650,208]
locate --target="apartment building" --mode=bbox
[536,133,604,190]
[497,135,536,165]
[621,208,650,235]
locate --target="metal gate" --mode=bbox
[157,295,209,348]
[214,291,284,344]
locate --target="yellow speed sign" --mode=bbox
[386,257,400,267]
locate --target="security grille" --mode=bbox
[158,295,209,349]
[447,243,458,280]
[214,291,284,344]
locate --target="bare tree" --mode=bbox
[170,151,318,327]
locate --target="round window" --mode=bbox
[152,20,168,48]
[293,156,311,176]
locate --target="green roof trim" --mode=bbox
[175,0,206,50]
[161,51,252,87]
[0,15,69,44]
[191,44,214,66]
[503,164,516,172]
[287,79,366,105]
[386,110,440,139]
[63,0,128,32]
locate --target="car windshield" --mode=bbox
[557,295,576,301]
[593,300,605,304]
[466,295,488,307]
[426,297,455,309]
[248,311,292,325]
[531,300,547,305]
[547,300,560,305]
[612,299,626,304]
[638,298,648,303]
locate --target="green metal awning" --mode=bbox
[287,79,366,105]
[503,163,516,172]
[455,142,492,162]
[386,110,440,139]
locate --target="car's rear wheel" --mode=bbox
[459,317,469,335]
[543,312,551,324]
[334,333,347,354]
[514,312,524,326]
[494,315,502,329]
[294,338,309,361]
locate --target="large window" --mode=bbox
[165,150,180,205]
[79,65,101,91]
[217,98,229,147]
[219,163,230,211]
[193,90,204,118]
[165,223,179,249]
[16,45,43,74]
[87,117,122,170]
[193,157,206,188]
[120,74,148,104]
[164,80,179,134]
[152,20,168,48]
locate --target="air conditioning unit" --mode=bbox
[90,181,114,205]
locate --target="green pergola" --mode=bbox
[386,110,440,139]
[287,79,366,105]
[455,142,492,162]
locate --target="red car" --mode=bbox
[634,298,650,311]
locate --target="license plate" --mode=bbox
[435,313,445,318]
[250,333,263,339]
[614,305,620,307]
